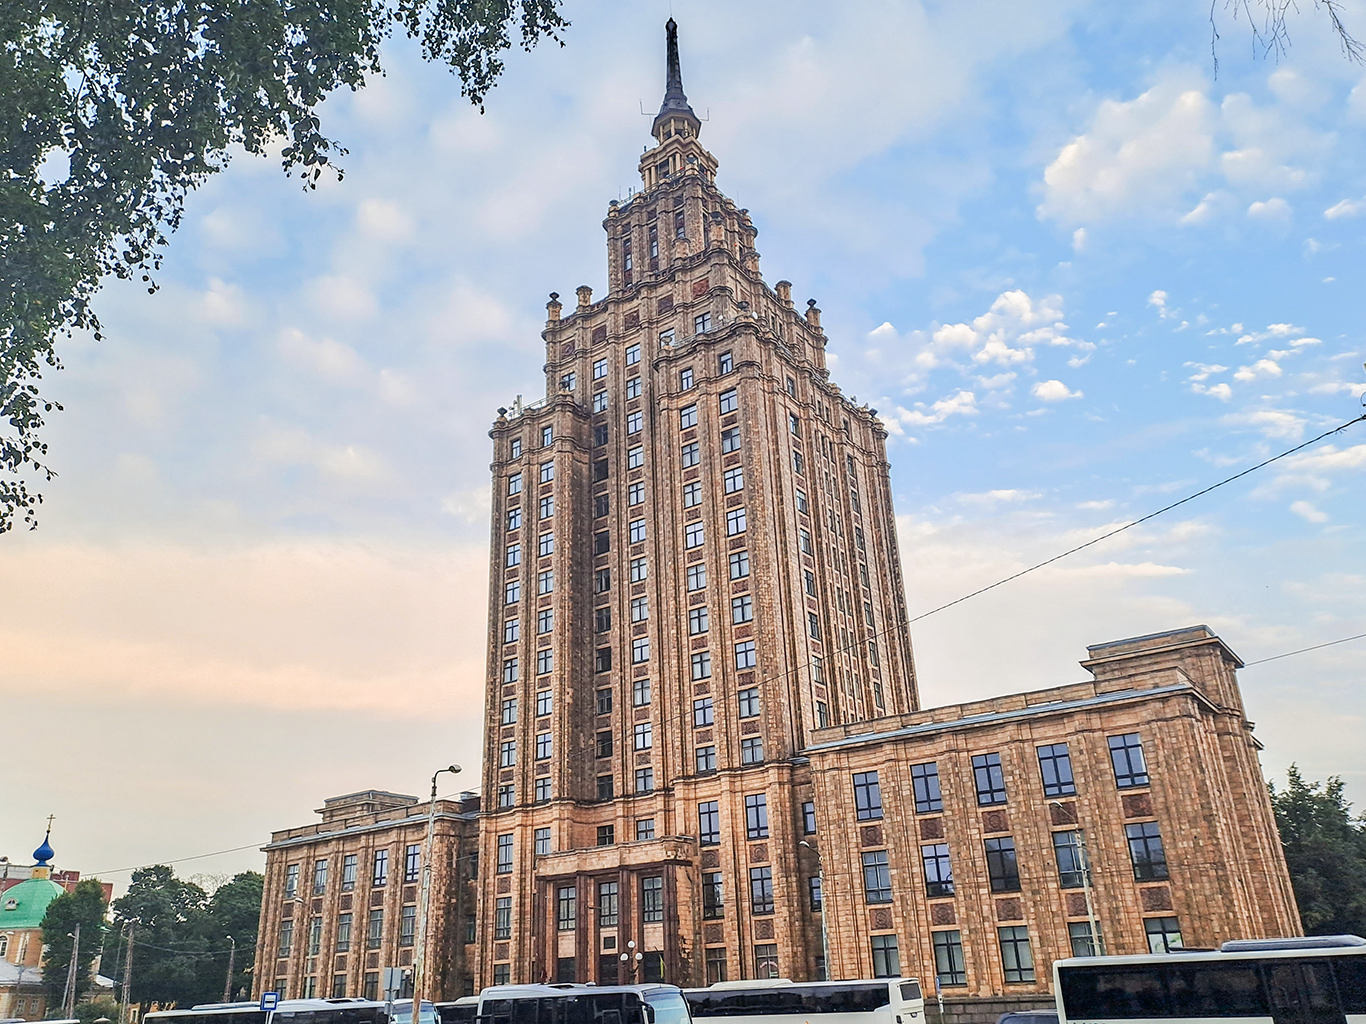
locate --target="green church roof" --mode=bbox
[1,876,66,930]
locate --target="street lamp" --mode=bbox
[798,841,830,980]
[619,940,643,982]
[411,765,461,1006]
[1050,801,1103,956]
[286,897,306,998]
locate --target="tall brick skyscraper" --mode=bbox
[478,20,918,987]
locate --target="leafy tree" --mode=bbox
[1,0,568,532]
[1271,765,1366,935]
[198,872,264,1002]
[40,878,111,1007]
[74,995,122,1024]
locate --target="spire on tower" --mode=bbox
[651,19,702,142]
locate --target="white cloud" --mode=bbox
[891,390,980,428]
[1221,409,1308,441]
[1290,500,1329,523]
[914,290,1082,372]
[1324,197,1366,219]
[1248,197,1292,220]
[1032,379,1083,401]
[278,328,368,385]
[356,198,416,242]
[955,489,1041,505]
[1037,71,1214,226]
[1192,382,1234,401]
[1234,358,1284,382]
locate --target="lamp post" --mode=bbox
[619,940,643,982]
[411,765,461,1007]
[286,897,305,998]
[224,935,237,1002]
[798,841,830,980]
[1050,801,1103,956]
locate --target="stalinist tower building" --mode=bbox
[478,20,918,988]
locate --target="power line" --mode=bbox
[88,842,263,878]
[1244,631,1366,666]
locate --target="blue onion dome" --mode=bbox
[33,830,54,866]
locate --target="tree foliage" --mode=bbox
[40,878,110,1007]
[109,866,264,1007]
[0,0,567,532]
[1271,765,1366,936]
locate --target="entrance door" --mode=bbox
[1269,961,1347,1024]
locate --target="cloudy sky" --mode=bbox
[5,0,1365,889]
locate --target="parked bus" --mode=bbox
[436,998,481,1024]
[475,984,691,1024]
[1053,935,1366,1024]
[684,978,924,1024]
[146,998,437,1024]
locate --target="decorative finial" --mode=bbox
[652,20,702,142]
[33,822,55,867]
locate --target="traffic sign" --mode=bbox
[260,992,280,1012]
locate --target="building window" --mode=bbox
[681,441,700,468]
[973,752,1008,805]
[336,913,352,952]
[403,845,419,884]
[719,388,738,414]
[910,762,942,813]
[502,657,518,683]
[536,649,553,675]
[593,457,609,481]
[537,607,554,632]
[492,965,510,986]
[721,427,741,453]
[1126,821,1169,880]
[505,579,520,604]
[596,688,613,714]
[510,438,522,459]
[536,690,552,716]
[496,834,513,873]
[804,570,816,597]
[741,736,764,764]
[815,701,828,728]
[597,775,614,800]
[596,730,613,758]
[754,943,779,979]
[536,732,552,760]
[498,740,516,767]
[1069,921,1102,957]
[503,619,520,644]
[735,640,757,669]
[726,507,747,535]
[1110,733,1150,788]
[597,825,615,847]
[557,886,577,931]
[342,855,357,891]
[934,930,967,987]
[312,859,328,895]
[687,563,707,591]
[372,850,389,887]
[534,827,551,856]
[699,800,720,845]
[626,376,642,399]
[540,493,555,519]
[1145,916,1184,952]
[626,445,644,470]
[804,875,822,912]
[508,507,522,530]
[635,766,655,792]
[692,650,712,680]
[703,872,724,919]
[730,550,750,578]
[626,343,641,365]
[535,777,551,802]
[594,425,609,449]
[808,612,821,639]
[541,425,553,447]
[508,472,522,495]
[695,312,712,333]
[750,867,774,915]
[631,557,648,582]
[683,480,702,507]
[998,927,1036,983]
[719,351,733,373]
[746,793,769,839]
[506,543,521,567]
[690,606,710,634]
[366,910,383,949]
[853,771,884,820]
[723,466,744,493]
[632,637,650,663]
[539,461,554,483]
[494,897,512,940]
[680,403,698,429]
[594,357,608,379]
[871,935,901,979]
[1038,743,1077,797]
[641,876,664,922]
[730,594,753,624]
[694,697,714,726]
[629,518,647,543]
[278,919,294,956]
[637,818,655,840]
[593,391,608,413]
[634,721,653,750]
[595,566,611,591]
[538,569,554,593]
[793,450,804,474]
[628,481,644,505]
[985,837,1021,892]
[1053,830,1087,889]
[598,881,618,927]
[399,905,416,947]
[799,529,813,554]
[922,843,954,898]
[696,745,717,774]
[678,367,691,389]
[862,850,892,903]
[538,532,554,557]
[737,686,759,718]
[595,647,612,672]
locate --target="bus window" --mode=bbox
[1061,967,1167,1019]
[1335,958,1366,1015]
[642,991,690,1024]
[1167,964,1268,1017]
[898,983,923,1005]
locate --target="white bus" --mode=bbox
[1053,935,1366,1024]
[684,978,924,1024]
[475,984,692,1024]
[146,999,436,1024]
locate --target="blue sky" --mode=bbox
[4,0,1364,886]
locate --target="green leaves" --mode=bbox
[1271,765,1366,935]
[0,0,567,531]
[40,878,110,1007]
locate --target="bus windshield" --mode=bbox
[643,992,691,1024]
